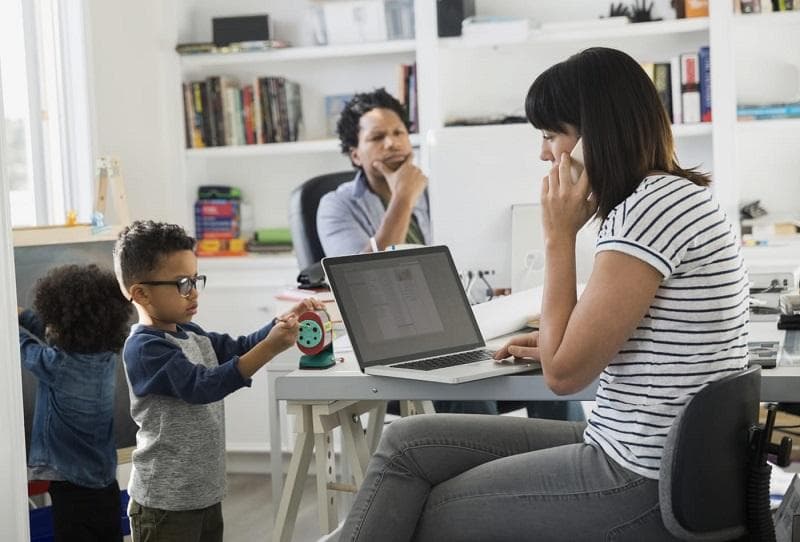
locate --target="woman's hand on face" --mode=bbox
[540,152,598,242]
[494,331,540,361]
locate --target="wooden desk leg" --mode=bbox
[365,402,387,454]
[400,400,434,416]
[273,405,314,542]
[314,431,338,534]
[338,405,371,486]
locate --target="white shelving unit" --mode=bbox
[185,133,420,159]
[438,16,709,49]
[179,39,416,68]
[172,0,800,236]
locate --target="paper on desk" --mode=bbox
[333,333,353,354]
[472,287,544,340]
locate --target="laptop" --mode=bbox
[322,245,538,383]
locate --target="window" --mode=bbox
[0,0,93,227]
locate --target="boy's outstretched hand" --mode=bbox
[277,298,325,323]
[266,314,300,354]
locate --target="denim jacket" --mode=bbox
[19,310,118,488]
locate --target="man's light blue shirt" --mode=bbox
[316,170,431,257]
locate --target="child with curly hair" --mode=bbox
[18,263,133,542]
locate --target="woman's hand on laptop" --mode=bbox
[494,332,541,362]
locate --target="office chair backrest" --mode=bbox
[659,366,760,541]
[288,171,354,270]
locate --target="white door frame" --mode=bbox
[0,56,32,542]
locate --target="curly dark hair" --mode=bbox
[114,220,196,291]
[33,264,133,353]
[336,87,410,160]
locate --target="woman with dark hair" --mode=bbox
[337,47,748,541]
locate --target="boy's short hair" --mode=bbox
[114,220,196,292]
[33,264,133,353]
[336,87,410,157]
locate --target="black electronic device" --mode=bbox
[212,15,270,47]
[436,0,475,37]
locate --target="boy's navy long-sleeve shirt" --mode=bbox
[123,320,274,510]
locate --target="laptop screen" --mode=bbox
[323,246,484,368]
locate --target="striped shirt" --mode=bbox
[584,174,749,479]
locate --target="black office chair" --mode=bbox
[659,366,788,541]
[288,171,354,271]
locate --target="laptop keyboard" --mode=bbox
[394,349,496,371]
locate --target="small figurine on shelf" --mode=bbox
[607,2,631,18]
[629,0,662,22]
[90,212,111,235]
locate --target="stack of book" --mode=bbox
[640,45,711,126]
[246,228,293,254]
[194,185,246,256]
[182,76,303,148]
[737,103,800,121]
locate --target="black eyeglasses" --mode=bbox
[138,275,207,297]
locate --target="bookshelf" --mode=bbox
[184,133,421,159]
[179,39,416,68]
[438,16,710,49]
[171,0,800,249]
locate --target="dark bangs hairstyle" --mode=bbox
[525,47,710,220]
[336,87,410,167]
[33,264,133,353]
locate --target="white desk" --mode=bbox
[267,322,800,540]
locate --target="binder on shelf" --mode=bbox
[670,56,683,124]
[698,46,712,123]
[680,52,701,124]
[653,63,673,122]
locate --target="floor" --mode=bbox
[222,472,340,542]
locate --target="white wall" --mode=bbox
[0,59,31,542]
[86,0,187,226]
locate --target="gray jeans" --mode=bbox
[340,414,680,541]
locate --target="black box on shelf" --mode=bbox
[212,15,270,46]
[436,0,475,37]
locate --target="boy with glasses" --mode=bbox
[113,220,321,542]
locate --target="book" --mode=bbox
[653,63,673,122]
[195,201,240,217]
[207,76,226,147]
[286,81,303,142]
[670,56,683,124]
[190,82,207,148]
[737,102,800,119]
[680,52,701,124]
[698,46,712,123]
[182,83,196,148]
